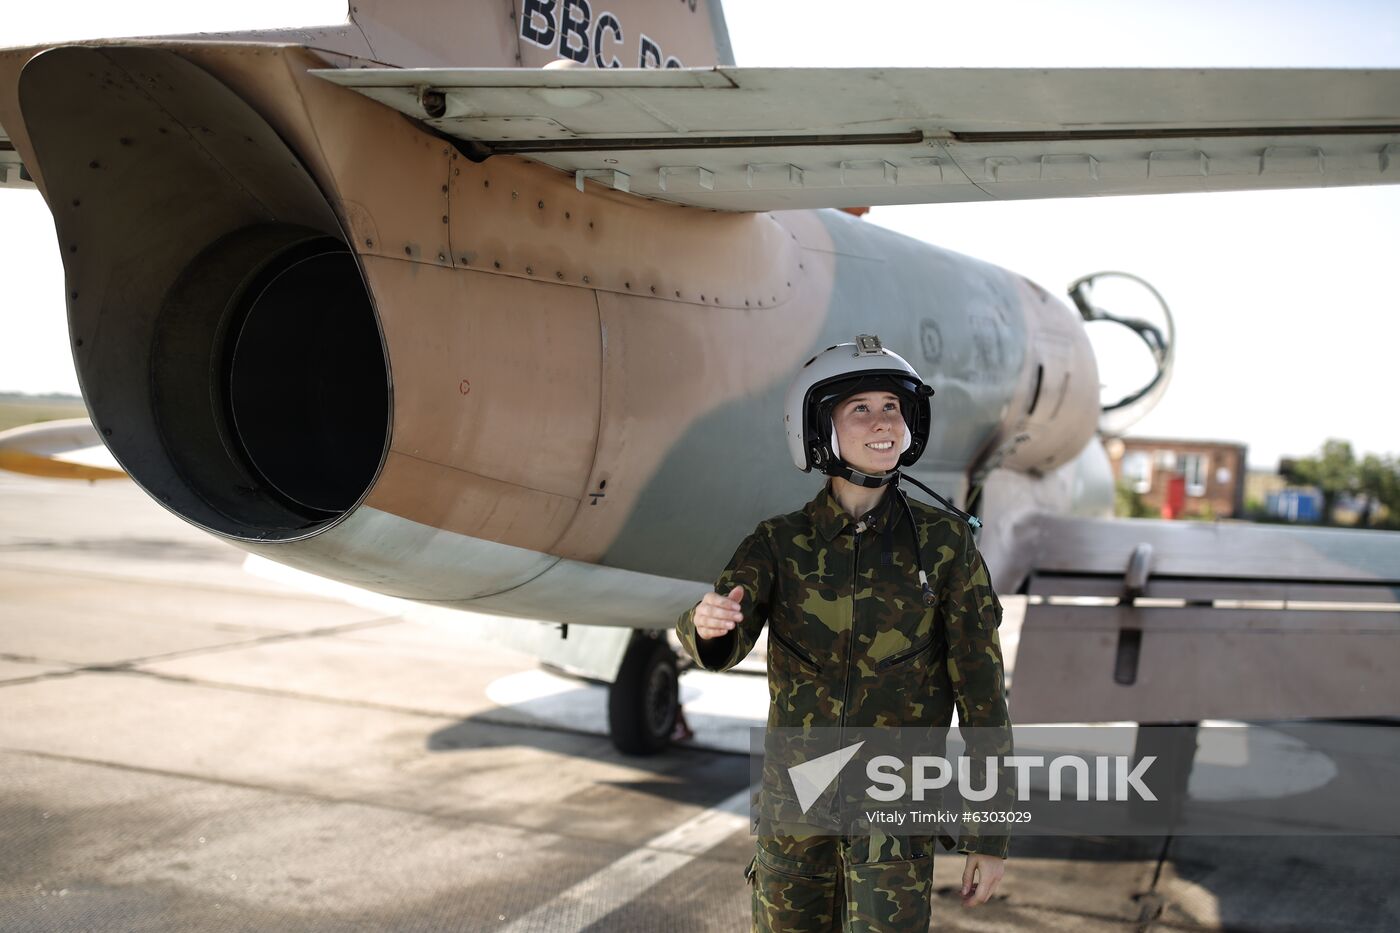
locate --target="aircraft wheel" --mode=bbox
[609,634,679,756]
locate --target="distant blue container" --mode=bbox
[1267,489,1321,522]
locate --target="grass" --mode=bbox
[0,394,87,433]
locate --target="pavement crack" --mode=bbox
[0,614,405,690]
[0,652,59,665]
[122,613,407,665]
[16,665,743,762]
[0,745,751,861]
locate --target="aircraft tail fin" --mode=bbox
[350,0,734,69]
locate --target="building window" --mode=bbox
[1154,449,1177,470]
[1183,453,1209,497]
[1123,451,1152,494]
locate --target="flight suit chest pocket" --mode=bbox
[858,536,938,673]
[869,610,941,674]
[766,616,825,719]
[770,626,823,673]
[771,560,842,674]
[874,633,936,672]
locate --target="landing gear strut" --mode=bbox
[608,633,680,755]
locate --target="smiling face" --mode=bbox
[831,391,906,475]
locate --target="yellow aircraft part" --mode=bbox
[0,447,125,481]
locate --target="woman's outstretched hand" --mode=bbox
[693,585,744,640]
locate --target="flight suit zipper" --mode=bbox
[838,523,862,732]
[833,523,863,814]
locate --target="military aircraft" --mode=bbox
[3,0,1398,754]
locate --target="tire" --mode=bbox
[609,634,679,756]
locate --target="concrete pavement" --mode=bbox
[1,472,1396,931]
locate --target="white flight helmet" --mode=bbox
[784,334,934,488]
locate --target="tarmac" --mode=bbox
[1,471,1397,932]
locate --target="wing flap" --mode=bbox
[1011,515,1400,724]
[311,66,1400,210]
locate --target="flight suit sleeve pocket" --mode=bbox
[752,840,839,931]
[756,840,835,880]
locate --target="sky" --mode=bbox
[1,1,1397,468]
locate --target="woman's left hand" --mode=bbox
[960,853,1005,908]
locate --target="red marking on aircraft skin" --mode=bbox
[459,379,471,395]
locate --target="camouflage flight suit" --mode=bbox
[676,481,1011,932]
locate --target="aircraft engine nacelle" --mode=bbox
[4,42,806,609]
[13,45,391,543]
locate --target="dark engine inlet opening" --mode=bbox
[149,226,390,541]
[226,242,389,517]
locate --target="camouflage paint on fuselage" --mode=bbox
[596,207,1033,583]
[0,0,1099,621]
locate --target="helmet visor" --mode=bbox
[814,372,922,414]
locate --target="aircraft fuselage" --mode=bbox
[0,40,1104,625]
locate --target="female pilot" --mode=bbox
[676,335,1011,931]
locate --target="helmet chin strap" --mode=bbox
[826,427,981,528]
[833,464,898,488]
[829,428,899,488]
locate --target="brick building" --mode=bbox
[1104,436,1248,519]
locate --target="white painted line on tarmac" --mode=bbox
[497,783,754,932]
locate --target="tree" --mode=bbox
[1115,479,1152,518]
[1357,453,1400,530]
[1282,440,1400,528]
[1282,439,1356,525]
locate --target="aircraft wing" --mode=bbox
[312,66,1400,211]
[0,418,126,480]
[1009,513,1400,724]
